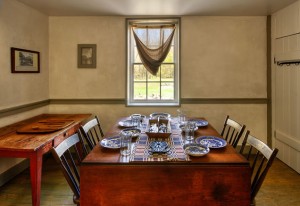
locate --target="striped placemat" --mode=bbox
[130,134,190,162]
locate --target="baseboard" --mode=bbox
[0,159,29,187]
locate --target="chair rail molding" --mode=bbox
[0,100,50,118]
[0,98,268,118]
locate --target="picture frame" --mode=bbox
[11,47,40,73]
[77,44,97,68]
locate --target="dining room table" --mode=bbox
[0,113,91,206]
[80,115,251,206]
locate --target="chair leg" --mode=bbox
[73,195,80,205]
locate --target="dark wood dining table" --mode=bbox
[0,113,91,206]
[80,117,251,206]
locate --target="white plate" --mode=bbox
[100,136,121,149]
[183,143,210,156]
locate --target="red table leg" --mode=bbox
[30,152,43,206]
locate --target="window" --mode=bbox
[126,18,180,106]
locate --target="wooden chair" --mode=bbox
[239,130,279,206]
[220,115,245,148]
[51,133,82,205]
[78,115,104,156]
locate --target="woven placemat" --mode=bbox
[130,134,190,162]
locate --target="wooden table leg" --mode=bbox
[30,152,43,206]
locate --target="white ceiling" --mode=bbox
[16,0,298,16]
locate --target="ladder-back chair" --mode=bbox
[239,130,279,206]
[220,115,245,148]
[79,115,104,156]
[51,133,82,205]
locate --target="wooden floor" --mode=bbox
[0,156,74,206]
[0,156,299,206]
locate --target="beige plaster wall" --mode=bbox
[0,0,49,174]
[0,0,49,110]
[181,16,267,98]
[49,16,125,98]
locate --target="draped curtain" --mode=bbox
[132,26,176,76]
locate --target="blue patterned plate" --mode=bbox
[100,136,121,149]
[192,119,208,127]
[148,141,170,153]
[183,143,210,156]
[195,136,227,149]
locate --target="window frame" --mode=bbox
[126,18,180,106]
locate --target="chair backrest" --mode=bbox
[79,115,104,155]
[51,133,82,205]
[220,115,245,148]
[239,130,279,205]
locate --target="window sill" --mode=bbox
[126,101,180,107]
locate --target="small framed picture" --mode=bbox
[11,47,40,73]
[78,44,97,68]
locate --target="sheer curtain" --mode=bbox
[132,26,176,76]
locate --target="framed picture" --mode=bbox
[11,47,40,73]
[78,44,97,68]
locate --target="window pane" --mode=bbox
[161,82,174,100]
[146,29,160,48]
[148,69,160,81]
[164,46,174,63]
[161,64,174,81]
[133,64,147,81]
[134,28,174,49]
[147,83,160,99]
[134,82,146,100]
[134,47,142,63]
